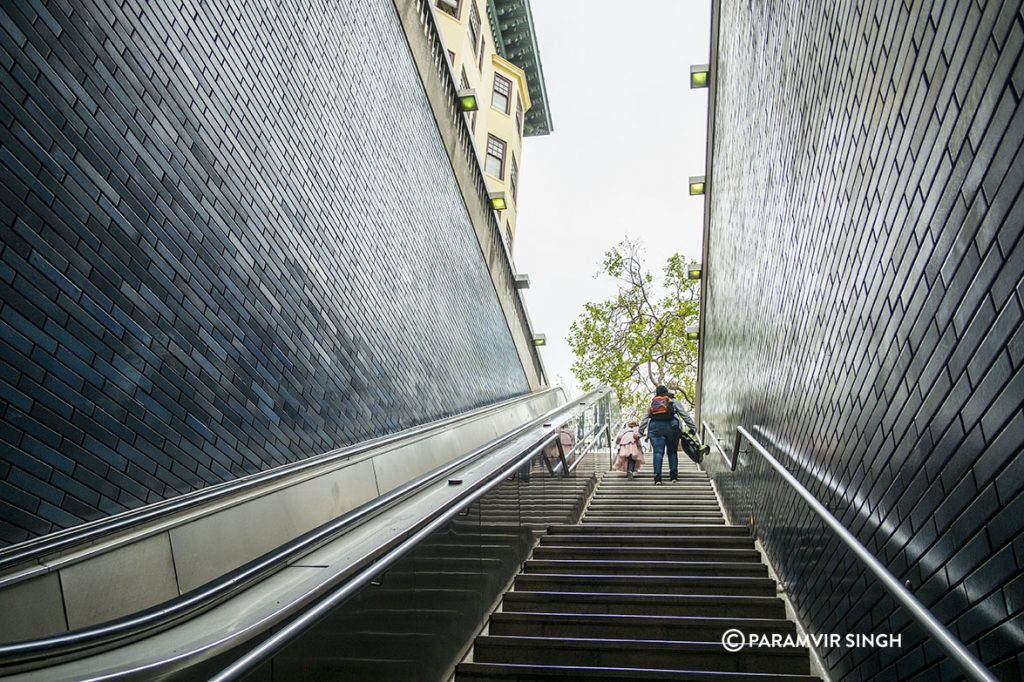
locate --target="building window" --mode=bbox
[515,98,524,136]
[468,2,482,55]
[436,0,461,19]
[510,155,519,202]
[478,36,486,72]
[492,74,512,113]
[447,50,455,65]
[485,135,506,178]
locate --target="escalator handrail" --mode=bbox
[731,424,996,682]
[209,392,613,682]
[0,387,561,573]
[0,387,607,670]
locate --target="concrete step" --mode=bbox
[597,483,712,489]
[591,498,718,504]
[583,511,725,520]
[501,591,787,619]
[522,559,768,577]
[581,517,725,524]
[589,494,718,501]
[471,635,810,674]
[585,497,720,501]
[456,662,819,681]
[531,545,762,562]
[487,611,792,640]
[582,511,724,518]
[544,524,747,536]
[585,512,729,522]
[512,573,777,597]
[587,499,719,505]
[537,534,754,549]
[598,479,712,484]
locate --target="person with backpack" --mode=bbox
[639,385,681,484]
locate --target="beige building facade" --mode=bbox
[432,0,552,253]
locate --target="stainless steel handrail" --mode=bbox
[0,388,606,668]
[701,420,729,466]
[606,420,631,469]
[559,422,607,474]
[0,387,561,572]
[567,424,610,475]
[731,425,997,682]
[210,393,614,681]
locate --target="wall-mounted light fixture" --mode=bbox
[687,264,703,280]
[689,176,706,196]
[457,89,479,112]
[489,192,507,210]
[514,274,531,289]
[533,334,546,347]
[690,64,709,89]
[685,326,699,341]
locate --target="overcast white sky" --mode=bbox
[514,0,712,396]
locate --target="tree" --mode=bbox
[567,239,700,420]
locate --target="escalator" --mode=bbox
[0,387,612,681]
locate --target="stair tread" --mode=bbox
[547,524,743,530]
[491,612,794,628]
[505,591,781,604]
[457,662,819,681]
[476,634,809,654]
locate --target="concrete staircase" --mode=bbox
[456,460,819,680]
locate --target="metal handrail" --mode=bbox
[730,425,997,682]
[606,420,631,469]
[701,420,729,466]
[558,422,607,474]
[565,424,609,476]
[210,393,613,681]
[0,388,607,669]
[0,387,560,572]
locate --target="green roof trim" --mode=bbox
[486,0,553,136]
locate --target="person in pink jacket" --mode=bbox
[613,421,645,480]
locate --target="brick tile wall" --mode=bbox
[702,0,1024,678]
[0,0,529,546]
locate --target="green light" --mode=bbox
[457,89,478,112]
[688,268,702,280]
[489,192,507,211]
[533,334,547,346]
[686,331,699,341]
[690,64,710,89]
[689,182,705,196]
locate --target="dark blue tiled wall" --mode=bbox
[0,0,529,546]
[702,0,1024,679]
